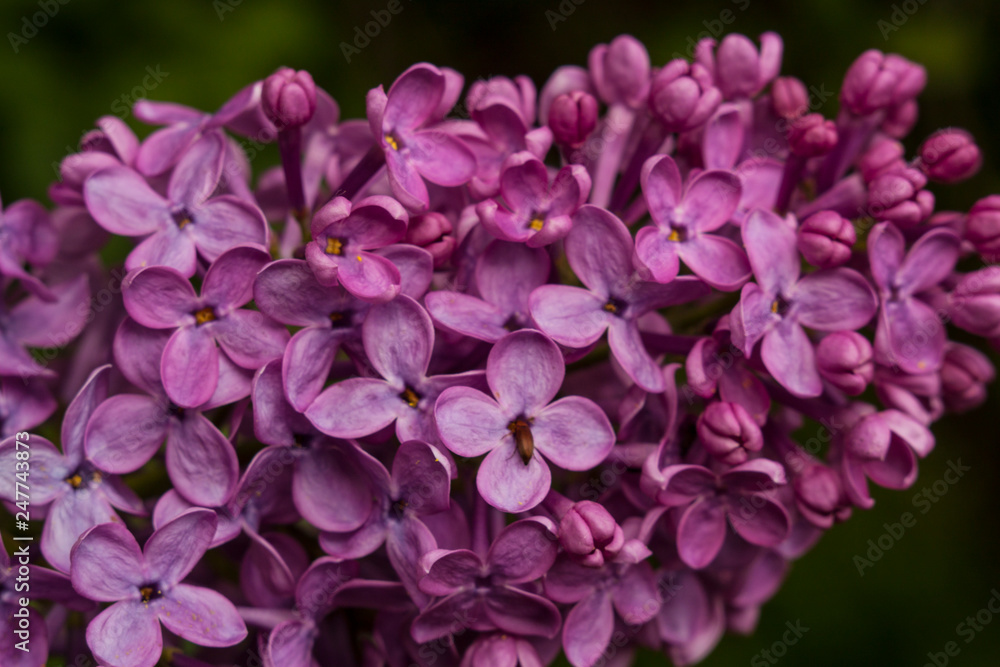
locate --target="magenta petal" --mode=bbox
[729,498,790,547]
[0,436,66,505]
[42,490,118,574]
[676,498,727,569]
[167,133,224,205]
[484,587,562,639]
[384,64,445,131]
[386,148,430,211]
[677,234,751,291]
[188,196,268,261]
[896,227,961,294]
[743,208,799,294]
[426,291,509,342]
[319,516,387,560]
[477,440,551,513]
[488,330,564,416]
[306,378,400,438]
[411,592,480,643]
[162,325,219,408]
[880,299,945,373]
[563,591,614,667]
[83,165,170,236]
[145,509,217,584]
[641,155,683,224]
[478,241,551,316]
[761,321,822,398]
[0,606,47,667]
[61,365,110,465]
[488,518,558,583]
[165,414,239,506]
[266,620,315,667]
[434,386,508,457]
[126,227,199,278]
[529,285,609,348]
[419,549,481,596]
[409,130,477,186]
[123,267,197,328]
[201,244,270,310]
[253,259,336,327]
[565,204,633,293]
[635,227,681,284]
[212,310,289,369]
[155,584,247,647]
[607,317,666,392]
[794,268,877,330]
[335,250,401,303]
[680,170,741,232]
[867,222,905,290]
[613,563,660,624]
[363,295,433,384]
[85,394,167,474]
[283,327,340,412]
[532,396,614,470]
[386,518,438,604]
[86,602,162,667]
[70,522,144,601]
[392,440,452,514]
[293,445,373,532]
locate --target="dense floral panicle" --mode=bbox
[11,29,1000,667]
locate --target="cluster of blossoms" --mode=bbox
[2,31,998,667]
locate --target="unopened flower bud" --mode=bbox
[262,67,317,129]
[788,114,838,157]
[798,210,855,268]
[842,50,926,116]
[867,167,934,228]
[940,343,995,413]
[793,462,845,527]
[648,60,721,133]
[858,136,906,183]
[881,99,919,138]
[697,401,763,465]
[405,212,454,268]
[966,195,1000,258]
[559,500,624,565]
[548,91,598,149]
[589,34,650,108]
[919,128,982,184]
[772,76,809,119]
[816,331,873,395]
[949,267,1000,337]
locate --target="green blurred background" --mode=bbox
[2,0,999,665]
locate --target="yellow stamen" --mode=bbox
[667,229,681,242]
[140,586,155,603]
[177,218,191,229]
[529,218,544,231]
[603,302,617,313]
[385,134,400,151]
[66,474,83,489]
[325,237,344,255]
[194,307,216,325]
[401,387,420,408]
[330,312,345,324]
[771,300,780,314]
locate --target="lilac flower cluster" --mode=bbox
[1,32,997,667]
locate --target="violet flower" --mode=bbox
[0,194,57,300]
[868,222,961,373]
[305,294,484,443]
[636,155,750,291]
[0,366,143,573]
[735,209,878,397]
[412,517,561,642]
[122,244,287,407]
[367,63,476,211]
[70,510,247,667]
[434,330,615,513]
[530,205,709,393]
[0,376,55,439]
[84,132,269,277]
[303,195,408,303]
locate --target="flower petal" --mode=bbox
[165,413,239,507]
[305,377,401,439]
[529,285,609,348]
[70,522,144,601]
[363,294,433,384]
[676,498,727,569]
[477,440,551,513]
[532,396,615,471]
[86,601,162,667]
[761,320,822,398]
[155,583,247,647]
[85,394,168,474]
[162,325,219,408]
[488,330,564,416]
[83,166,170,236]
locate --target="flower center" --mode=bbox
[529,217,545,232]
[390,499,408,520]
[194,307,216,325]
[325,237,345,256]
[139,584,163,604]
[508,418,534,465]
[603,296,627,315]
[329,311,350,328]
[400,386,421,408]
[667,226,688,242]
[770,294,791,317]
[385,133,401,151]
[171,207,194,229]
[64,469,102,490]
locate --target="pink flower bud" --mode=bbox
[858,136,906,183]
[950,267,1000,337]
[966,195,1000,258]
[919,128,982,184]
[816,331,874,396]
[262,67,317,128]
[788,114,838,157]
[798,210,855,268]
[881,99,918,138]
[559,500,624,565]
[696,401,763,465]
[648,60,721,133]
[588,34,650,108]
[867,167,934,228]
[405,212,454,268]
[940,343,995,412]
[772,76,809,119]
[842,50,926,116]
[793,462,846,527]
[548,91,598,149]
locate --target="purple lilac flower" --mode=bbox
[696,32,783,100]
[303,195,408,303]
[412,517,561,642]
[0,377,55,439]
[426,239,550,343]
[477,152,590,246]
[530,205,709,393]
[0,194,57,299]
[70,510,247,667]
[735,209,878,397]
[635,155,750,291]
[435,330,615,512]
[305,294,484,443]
[0,366,143,573]
[122,243,286,407]
[367,63,477,211]
[84,132,269,277]
[868,222,960,373]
